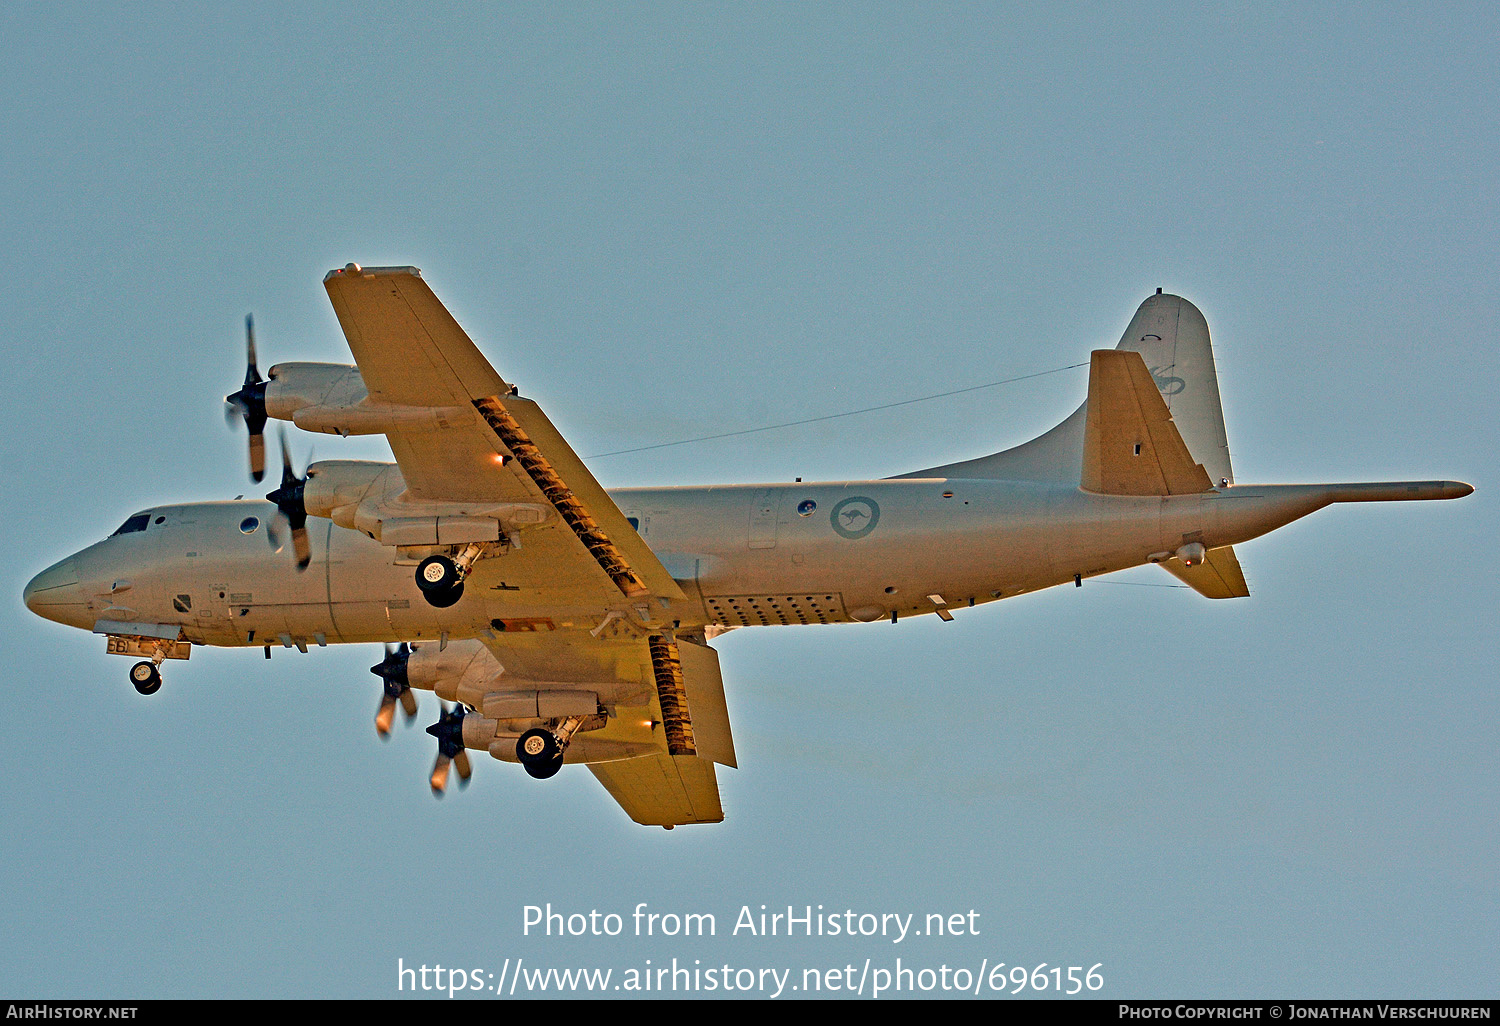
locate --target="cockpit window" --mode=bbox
[111,513,151,536]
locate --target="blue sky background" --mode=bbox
[1,2,1494,998]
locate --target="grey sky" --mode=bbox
[1,2,1494,998]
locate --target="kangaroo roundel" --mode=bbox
[830,496,880,539]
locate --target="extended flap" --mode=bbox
[677,638,737,769]
[589,755,724,827]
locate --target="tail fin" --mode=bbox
[1081,349,1214,495]
[896,291,1234,485]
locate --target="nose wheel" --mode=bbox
[129,660,162,696]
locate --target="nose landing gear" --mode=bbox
[106,630,188,696]
[129,660,162,695]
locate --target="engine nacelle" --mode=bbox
[303,460,401,521]
[264,361,474,437]
[303,458,552,545]
[482,690,600,719]
[264,362,367,424]
[403,639,648,711]
[405,639,499,701]
[461,713,502,751]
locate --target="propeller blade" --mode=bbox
[371,643,417,735]
[425,702,469,796]
[430,753,451,796]
[226,314,269,483]
[248,432,266,484]
[265,427,311,571]
[375,694,397,737]
[290,524,311,571]
[265,511,286,552]
[455,749,472,786]
[244,314,259,385]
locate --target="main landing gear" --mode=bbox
[129,660,162,696]
[414,542,495,608]
[415,555,465,607]
[516,728,564,779]
[516,716,588,780]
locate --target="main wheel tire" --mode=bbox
[516,728,560,766]
[130,661,162,696]
[422,581,465,608]
[523,753,564,780]
[415,555,460,593]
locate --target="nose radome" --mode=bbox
[23,558,82,620]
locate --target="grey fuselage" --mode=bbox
[24,474,1425,647]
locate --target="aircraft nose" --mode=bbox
[23,558,83,622]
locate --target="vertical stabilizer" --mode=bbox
[896,292,1234,485]
[1080,349,1214,495]
[1123,293,1233,487]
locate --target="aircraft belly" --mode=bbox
[1043,491,1169,583]
[325,527,476,643]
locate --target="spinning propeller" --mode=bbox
[224,314,269,482]
[264,427,311,570]
[425,704,472,796]
[370,643,419,737]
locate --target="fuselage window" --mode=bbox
[111,513,150,536]
[627,517,640,530]
[173,594,193,613]
[239,516,260,534]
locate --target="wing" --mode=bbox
[322,264,685,609]
[323,265,733,825]
[477,629,735,827]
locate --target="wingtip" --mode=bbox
[323,264,423,283]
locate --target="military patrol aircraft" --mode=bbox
[22,266,1473,827]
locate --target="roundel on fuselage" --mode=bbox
[829,496,879,539]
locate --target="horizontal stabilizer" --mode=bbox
[1082,350,1214,496]
[589,754,724,827]
[1161,545,1250,599]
